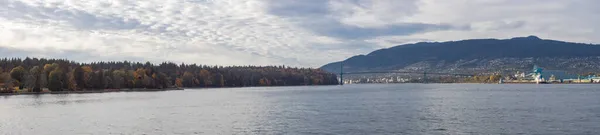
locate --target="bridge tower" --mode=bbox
[340,62,344,85]
[423,71,427,84]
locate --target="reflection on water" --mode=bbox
[9,94,158,107]
[1,84,600,134]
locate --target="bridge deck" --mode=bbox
[340,71,473,77]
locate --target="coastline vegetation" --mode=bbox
[413,75,503,83]
[0,57,339,94]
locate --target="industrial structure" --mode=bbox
[507,65,600,84]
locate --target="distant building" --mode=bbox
[592,77,600,83]
[542,70,578,80]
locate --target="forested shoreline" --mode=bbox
[0,58,339,93]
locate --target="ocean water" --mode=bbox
[1,84,600,134]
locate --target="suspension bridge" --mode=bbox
[336,63,473,85]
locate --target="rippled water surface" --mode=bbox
[2,84,600,134]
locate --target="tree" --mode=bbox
[104,76,113,89]
[0,72,14,92]
[151,73,168,89]
[48,69,64,91]
[489,74,502,83]
[198,69,212,87]
[175,78,183,88]
[311,76,323,85]
[182,71,195,87]
[0,58,340,90]
[43,63,59,73]
[142,74,153,88]
[10,66,26,89]
[28,66,42,92]
[112,70,126,89]
[126,70,136,89]
[259,77,271,86]
[67,70,77,91]
[97,70,105,89]
[40,71,48,90]
[103,70,112,89]
[214,73,225,87]
[81,66,93,89]
[73,66,85,89]
[43,63,59,88]
[133,68,146,88]
[89,71,105,89]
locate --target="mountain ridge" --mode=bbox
[321,36,600,74]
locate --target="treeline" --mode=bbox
[0,58,338,93]
[414,74,503,83]
[462,74,503,83]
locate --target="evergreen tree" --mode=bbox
[48,69,64,91]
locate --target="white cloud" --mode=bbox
[328,0,420,28]
[0,0,599,67]
[401,0,600,43]
[0,0,342,67]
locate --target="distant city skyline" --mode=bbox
[1,0,599,67]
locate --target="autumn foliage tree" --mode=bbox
[175,78,183,88]
[0,57,338,93]
[0,72,13,92]
[10,66,26,89]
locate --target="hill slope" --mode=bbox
[321,36,600,74]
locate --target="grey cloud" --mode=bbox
[267,0,330,17]
[263,0,466,65]
[307,21,467,39]
[0,46,36,58]
[266,0,464,40]
[309,41,374,51]
[0,46,147,63]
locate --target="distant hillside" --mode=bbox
[321,36,600,74]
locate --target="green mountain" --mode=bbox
[321,36,600,74]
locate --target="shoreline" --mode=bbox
[3,83,598,96]
[0,88,184,96]
[0,84,339,96]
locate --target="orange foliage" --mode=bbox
[175,78,183,88]
[259,78,271,86]
[135,68,146,80]
[81,66,93,73]
[67,72,77,90]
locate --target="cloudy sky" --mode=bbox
[0,0,599,67]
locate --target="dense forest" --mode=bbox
[322,36,600,73]
[0,58,338,93]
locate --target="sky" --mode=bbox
[0,0,599,67]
